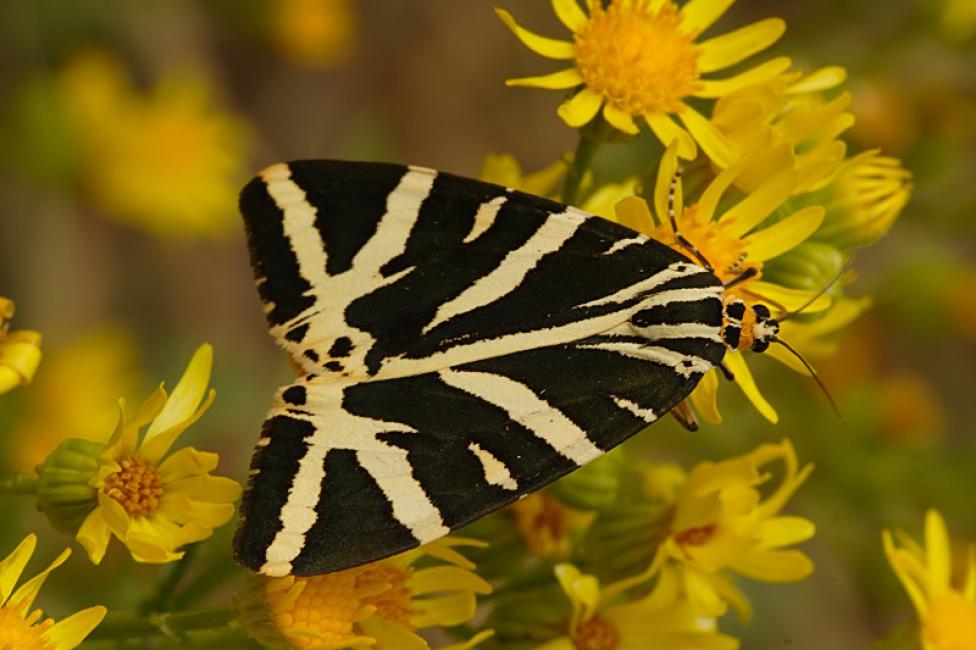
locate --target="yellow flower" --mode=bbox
[712,66,854,186]
[815,150,913,248]
[271,0,358,68]
[650,439,814,619]
[498,0,789,164]
[883,509,976,650]
[510,492,593,560]
[0,534,106,649]
[8,328,140,470]
[0,296,42,395]
[535,563,738,650]
[75,343,242,564]
[238,537,492,649]
[942,0,976,42]
[613,142,830,423]
[59,52,251,237]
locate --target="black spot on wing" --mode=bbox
[234,415,313,572]
[285,324,309,343]
[291,449,417,576]
[286,160,408,276]
[239,177,315,327]
[328,336,353,357]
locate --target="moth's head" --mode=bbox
[721,298,779,353]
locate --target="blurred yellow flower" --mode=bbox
[0,297,42,395]
[614,142,830,423]
[816,150,913,248]
[9,328,140,470]
[238,537,492,649]
[59,52,251,237]
[272,0,357,68]
[883,509,976,650]
[510,492,592,560]
[650,439,814,619]
[712,66,853,187]
[75,344,242,564]
[0,534,106,649]
[941,0,976,42]
[498,0,789,164]
[536,563,738,650]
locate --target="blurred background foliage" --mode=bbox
[0,0,974,648]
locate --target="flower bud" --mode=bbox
[36,438,102,534]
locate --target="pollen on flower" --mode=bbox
[574,615,619,650]
[674,523,718,546]
[651,205,755,289]
[266,572,363,648]
[356,564,419,625]
[0,601,56,650]
[575,1,701,116]
[924,593,976,650]
[102,456,164,517]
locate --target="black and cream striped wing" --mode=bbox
[234,160,726,576]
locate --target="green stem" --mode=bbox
[140,544,197,615]
[87,606,236,641]
[0,472,38,495]
[561,117,612,206]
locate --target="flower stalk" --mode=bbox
[86,606,236,641]
[0,472,39,495]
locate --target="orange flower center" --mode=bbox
[102,455,164,517]
[267,572,364,649]
[511,492,572,558]
[0,602,56,650]
[574,615,619,650]
[674,523,718,546]
[356,564,419,625]
[924,592,976,650]
[575,0,701,116]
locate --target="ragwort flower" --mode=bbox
[237,537,492,650]
[650,439,814,619]
[536,563,738,650]
[498,0,790,164]
[0,534,106,649]
[0,296,42,395]
[75,343,242,564]
[883,509,976,650]
[271,0,357,68]
[59,52,250,237]
[613,142,830,422]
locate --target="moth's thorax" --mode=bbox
[721,297,779,353]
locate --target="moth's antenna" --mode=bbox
[668,168,713,272]
[772,338,844,422]
[778,255,854,322]
[723,267,758,290]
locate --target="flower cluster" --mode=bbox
[0,297,42,395]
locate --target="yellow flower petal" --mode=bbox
[581,178,639,220]
[729,548,813,582]
[743,281,832,314]
[743,206,824,262]
[698,19,786,73]
[718,170,795,238]
[138,388,216,465]
[557,88,603,127]
[758,516,816,547]
[410,591,477,628]
[926,509,952,597]
[145,343,213,439]
[678,106,734,167]
[653,139,682,232]
[645,112,697,160]
[884,529,929,617]
[9,548,71,611]
[44,605,108,649]
[165,474,242,503]
[695,57,793,98]
[410,566,492,596]
[787,66,847,93]
[615,195,656,232]
[156,446,220,482]
[551,0,587,33]
[603,102,639,134]
[159,494,236,528]
[495,8,575,59]
[0,534,36,605]
[96,490,132,537]
[506,67,583,89]
[0,330,42,392]
[359,615,427,650]
[689,369,722,424]
[680,0,735,33]
[76,509,112,565]
[724,351,778,423]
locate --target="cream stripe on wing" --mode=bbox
[356,448,450,543]
[463,195,507,243]
[576,341,713,377]
[261,163,330,290]
[612,396,657,423]
[439,368,602,466]
[423,208,589,333]
[631,322,723,342]
[468,442,518,490]
[351,166,436,276]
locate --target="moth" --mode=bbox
[232,160,792,577]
